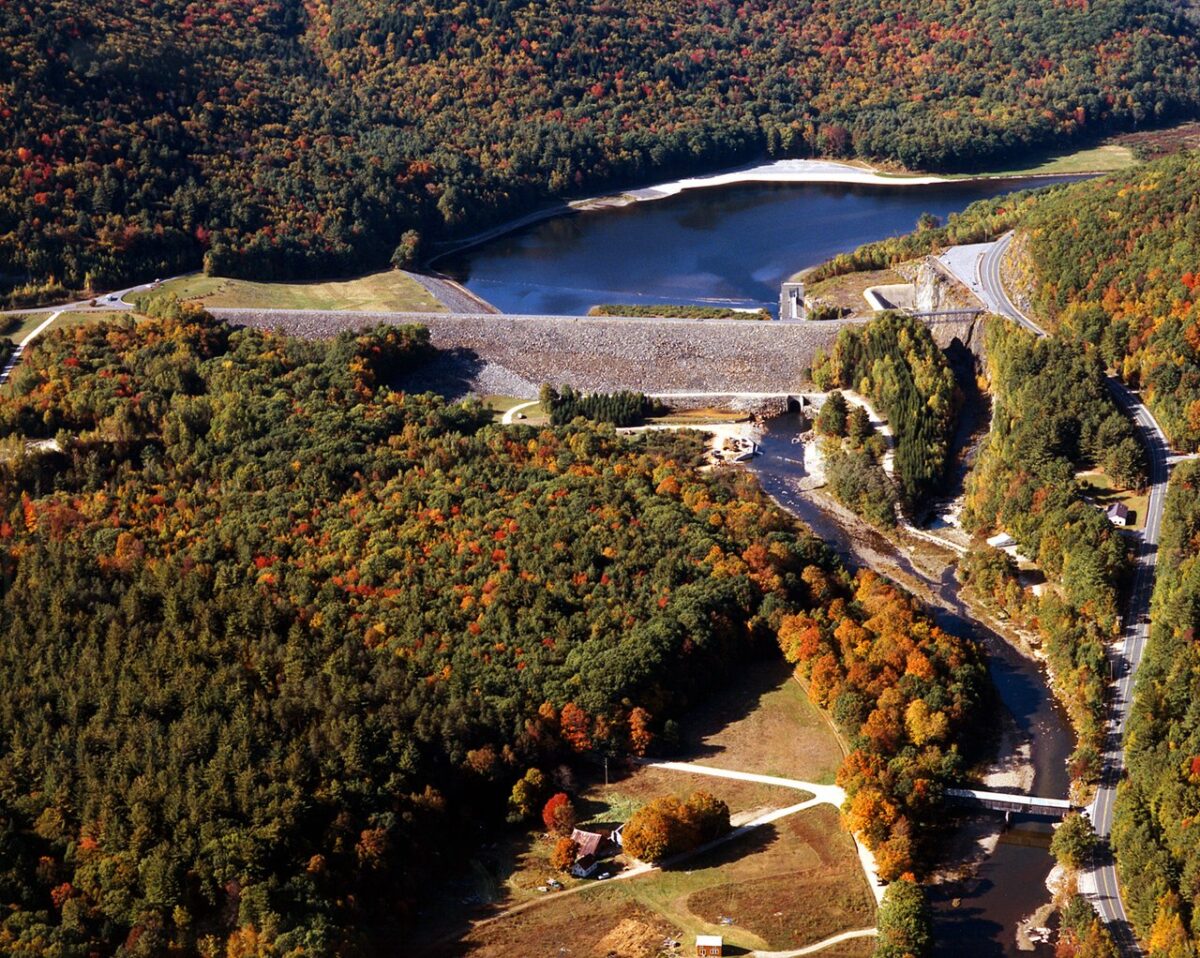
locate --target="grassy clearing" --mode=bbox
[53,310,130,331]
[482,395,535,413]
[611,805,872,952]
[800,267,907,310]
[420,660,860,956]
[481,396,547,425]
[144,271,446,313]
[667,657,845,784]
[647,407,750,426]
[1076,469,1148,531]
[958,142,1136,179]
[0,313,49,341]
[589,304,771,321]
[441,805,874,957]
[0,309,129,344]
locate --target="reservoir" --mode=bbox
[440,176,1071,315]
[444,169,1083,955]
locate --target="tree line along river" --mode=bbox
[447,173,1083,955]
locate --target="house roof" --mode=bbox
[570,828,604,859]
[696,935,723,947]
[1107,502,1130,518]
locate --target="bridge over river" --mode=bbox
[944,787,1077,819]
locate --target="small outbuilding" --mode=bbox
[1106,502,1131,527]
[696,935,723,957]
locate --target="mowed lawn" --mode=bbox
[146,270,446,313]
[1077,468,1148,531]
[422,660,870,957]
[446,806,875,957]
[966,142,1136,178]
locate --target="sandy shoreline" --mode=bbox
[429,158,1094,264]
[616,159,949,200]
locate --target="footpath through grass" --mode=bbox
[145,271,446,313]
[421,659,868,957]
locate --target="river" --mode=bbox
[440,177,1071,316]
[448,173,1080,953]
[750,412,1072,958]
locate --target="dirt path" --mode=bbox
[637,759,837,802]
[752,927,879,957]
[465,796,825,931]
[638,758,884,905]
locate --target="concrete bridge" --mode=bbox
[945,787,1078,819]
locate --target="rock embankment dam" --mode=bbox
[211,308,986,395]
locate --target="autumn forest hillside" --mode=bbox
[0,307,985,955]
[3,0,1200,291]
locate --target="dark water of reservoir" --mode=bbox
[750,414,1073,958]
[444,170,1082,953]
[440,177,1071,315]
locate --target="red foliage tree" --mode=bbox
[541,793,577,836]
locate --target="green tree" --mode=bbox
[847,404,873,445]
[390,230,423,269]
[1051,812,1096,871]
[817,391,849,438]
[874,878,932,958]
[508,769,547,824]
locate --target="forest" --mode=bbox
[2,0,1200,292]
[540,384,666,427]
[1016,153,1200,453]
[960,320,1139,782]
[0,307,984,955]
[811,313,958,515]
[1115,460,1200,950]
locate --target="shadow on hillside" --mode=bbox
[662,655,795,761]
[394,346,485,401]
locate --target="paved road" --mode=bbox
[0,311,61,385]
[2,279,161,316]
[968,231,1168,956]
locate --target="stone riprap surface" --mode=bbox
[211,308,981,397]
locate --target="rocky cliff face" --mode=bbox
[897,257,981,313]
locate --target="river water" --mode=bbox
[449,173,1079,953]
[750,414,1072,958]
[441,177,1070,316]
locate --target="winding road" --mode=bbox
[952,231,1169,956]
[0,311,60,385]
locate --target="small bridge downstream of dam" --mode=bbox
[945,787,1077,819]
